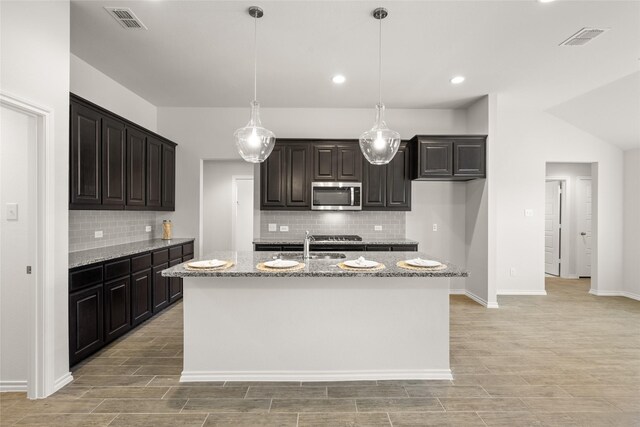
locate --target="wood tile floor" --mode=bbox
[1,277,639,426]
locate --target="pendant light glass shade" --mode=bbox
[359,103,400,165]
[359,7,400,165]
[234,101,275,163]
[234,6,275,163]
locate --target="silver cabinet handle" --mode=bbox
[580,232,587,236]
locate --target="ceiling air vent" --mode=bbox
[560,27,608,46]
[104,7,147,30]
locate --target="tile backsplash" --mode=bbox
[259,211,406,240]
[69,211,166,252]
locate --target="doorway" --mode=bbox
[544,180,562,276]
[232,176,254,252]
[576,177,592,278]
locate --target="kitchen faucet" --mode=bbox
[303,230,312,260]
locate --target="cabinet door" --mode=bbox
[312,144,337,181]
[362,161,386,209]
[70,102,102,207]
[417,139,453,177]
[286,144,311,207]
[152,263,169,313]
[146,137,163,208]
[337,144,362,181]
[454,139,486,177]
[168,258,182,303]
[126,127,147,207]
[131,268,153,326]
[69,284,103,366]
[101,116,126,207]
[386,142,411,210]
[104,276,131,343]
[260,145,286,208]
[162,143,176,209]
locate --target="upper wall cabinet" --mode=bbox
[311,142,362,182]
[261,141,311,210]
[70,94,177,211]
[411,135,486,180]
[362,141,411,211]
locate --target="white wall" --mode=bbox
[623,149,640,299]
[493,100,624,297]
[157,107,467,256]
[70,54,158,132]
[545,162,592,278]
[0,0,71,393]
[202,160,255,254]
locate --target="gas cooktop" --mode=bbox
[311,235,363,242]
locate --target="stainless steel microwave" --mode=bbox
[311,182,362,211]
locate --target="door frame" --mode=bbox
[231,175,254,252]
[545,176,572,279]
[576,176,593,279]
[0,93,57,398]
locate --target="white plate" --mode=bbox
[405,258,442,268]
[264,259,300,269]
[187,259,227,269]
[344,259,379,268]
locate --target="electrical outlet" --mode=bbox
[525,209,534,217]
[145,225,152,232]
[94,230,103,238]
[5,203,18,220]
[268,223,277,232]
[279,225,289,232]
[510,267,517,276]
[374,225,382,231]
[432,224,438,232]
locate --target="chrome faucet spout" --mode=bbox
[303,231,311,260]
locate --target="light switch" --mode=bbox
[145,226,152,232]
[5,203,18,220]
[432,224,438,232]
[279,225,289,232]
[95,230,103,238]
[374,225,382,231]
[268,223,277,232]
[524,209,534,217]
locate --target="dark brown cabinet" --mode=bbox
[254,243,418,252]
[411,135,486,180]
[104,276,131,343]
[70,102,102,208]
[70,94,177,211]
[337,144,362,181]
[69,284,103,366]
[313,144,337,181]
[168,259,183,303]
[131,268,153,326]
[362,141,411,211]
[285,144,311,208]
[311,142,362,182]
[101,116,126,207]
[261,145,286,208]
[152,263,169,313]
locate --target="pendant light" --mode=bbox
[359,7,400,165]
[234,6,276,163]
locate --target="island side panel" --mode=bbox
[181,276,451,382]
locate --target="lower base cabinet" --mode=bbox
[69,284,104,366]
[69,241,194,366]
[131,269,153,327]
[254,244,418,252]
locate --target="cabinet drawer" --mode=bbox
[169,245,183,261]
[366,245,392,251]
[69,265,103,292]
[104,258,131,281]
[183,241,194,255]
[282,245,303,251]
[131,253,151,272]
[392,245,418,252]
[255,244,281,251]
[183,253,194,262]
[152,249,168,266]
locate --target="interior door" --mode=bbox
[233,178,254,251]
[544,180,561,276]
[577,177,592,277]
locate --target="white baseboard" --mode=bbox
[0,381,27,392]
[53,372,73,392]
[560,274,579,279]
[589,289,640,301]
[464,290,499,309]
[180,369,453,383]
[449,289,466,295]
[498,289,548,296]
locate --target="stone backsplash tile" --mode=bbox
[260,211,406,240]
[69,210,167,252]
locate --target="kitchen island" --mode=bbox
[163,251,467,383]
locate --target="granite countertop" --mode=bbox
[253,237,419,246]
[69,238,195,269]
[162,251,467,278]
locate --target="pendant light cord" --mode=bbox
[253,14,258,102]
[378,15,382,106]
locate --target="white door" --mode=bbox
[577,177,592,277]
[232,178,254,252]
[545,180,561,276]
[0,105,36,391]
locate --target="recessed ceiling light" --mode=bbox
[450,76,465,85]
[332,75,346,84]
[538,0,556,3]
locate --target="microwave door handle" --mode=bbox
[351,187,354,206]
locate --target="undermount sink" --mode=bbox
[275,252,346,260]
